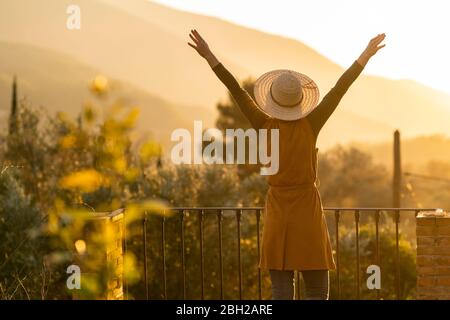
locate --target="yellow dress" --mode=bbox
[259,117,335,270]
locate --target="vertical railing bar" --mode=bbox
[199,209,205,300]
[143,211,149,300]
[218,209,224,300]
[355,209,360,300]
[181,209,186,299]
[335,209,341,300]
[395,209,401,300]
[375,210,381,300]
[296,271,301,300]
[237,209,243,300]
[256,209,262,300]
[162,214,167,300]
[123,210,129,300]
[293,271,297,300]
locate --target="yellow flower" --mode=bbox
[91,75,109,94]
[60,134,77,148]
[114,157,127,173]
[60,169,109,192]
[140,141,161,162]
[122,107,140,129]
[74,239,87,254]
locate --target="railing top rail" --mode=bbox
[166,207,439,211]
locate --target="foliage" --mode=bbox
[0,171,51,299]
[318,145,391,207]
[329,223,417,300]
[1,81,163,299]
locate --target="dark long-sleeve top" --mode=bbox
[212,61,364,137]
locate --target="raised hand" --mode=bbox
[357,33,386,66]
[188,29,211,58]
[188,29,219,68]
[364,33,386,57]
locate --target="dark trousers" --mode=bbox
[269,269,329,300]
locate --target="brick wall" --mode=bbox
[73,208,125,300]
[416,210,450,300]
[105,210,125,300]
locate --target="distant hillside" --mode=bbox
[0,41,211,148]
[0,0,449,148]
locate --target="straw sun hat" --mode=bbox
[254,69,320,121]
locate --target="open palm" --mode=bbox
[364,33,386,57]
[188,29,212,58]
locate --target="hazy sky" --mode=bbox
[153,0,450,95]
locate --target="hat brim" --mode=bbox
[254,69,320,121]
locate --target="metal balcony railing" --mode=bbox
[124,207,438,300]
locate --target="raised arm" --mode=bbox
[307,33,386,137]
[188,29,269,129]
